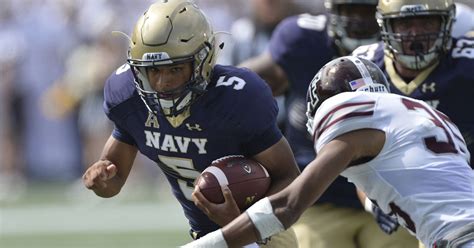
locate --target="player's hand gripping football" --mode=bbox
[192,185,241,227]
[83,160,118,192]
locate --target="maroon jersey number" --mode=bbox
[401,98,458,154]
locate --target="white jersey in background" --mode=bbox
[309,91,474,247]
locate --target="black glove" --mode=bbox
[372,205,399,235]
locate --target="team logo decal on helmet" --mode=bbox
[306,56,389,133]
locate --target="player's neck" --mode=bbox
[393,62,419,82]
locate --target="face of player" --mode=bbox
[338,4,378,39]
[391,16,442,56]
[146,62,193,99]
[252,0,291,27]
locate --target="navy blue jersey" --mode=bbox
[103,64,282,235]
[269,14,362,208]
[353,37,474,167]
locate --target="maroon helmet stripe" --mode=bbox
[314,101,375,140]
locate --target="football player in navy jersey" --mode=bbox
[240,0,417,247]
[352,0,474,168]
[81,0,300,246]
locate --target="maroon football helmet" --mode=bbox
[306,56,389,132]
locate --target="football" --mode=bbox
[195,155,271,211]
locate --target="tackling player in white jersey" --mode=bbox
[182,56,474,248]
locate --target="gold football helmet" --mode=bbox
[377,0,455,70]
[325,0,380,54]
[127,0,217,116]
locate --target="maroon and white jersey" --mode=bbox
[309,91,473,247]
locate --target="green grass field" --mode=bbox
[1,181,191,248]
[2,231,188,248]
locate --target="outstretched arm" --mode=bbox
[183,129,386,247]
[83,135,138,198]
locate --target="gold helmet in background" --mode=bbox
[128,0,217,116]
[377,0,455,70]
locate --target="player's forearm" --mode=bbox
[265,175,296,196]
[221,214,260,247]
[258,70,288,97]
[265,166,300,196]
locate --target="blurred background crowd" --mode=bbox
[0,0,472,211]
[0,0,325,203]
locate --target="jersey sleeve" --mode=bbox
[111,125,136,146]
[103,64,138,146]
[312,92,383,153]
[103,64,136,116]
